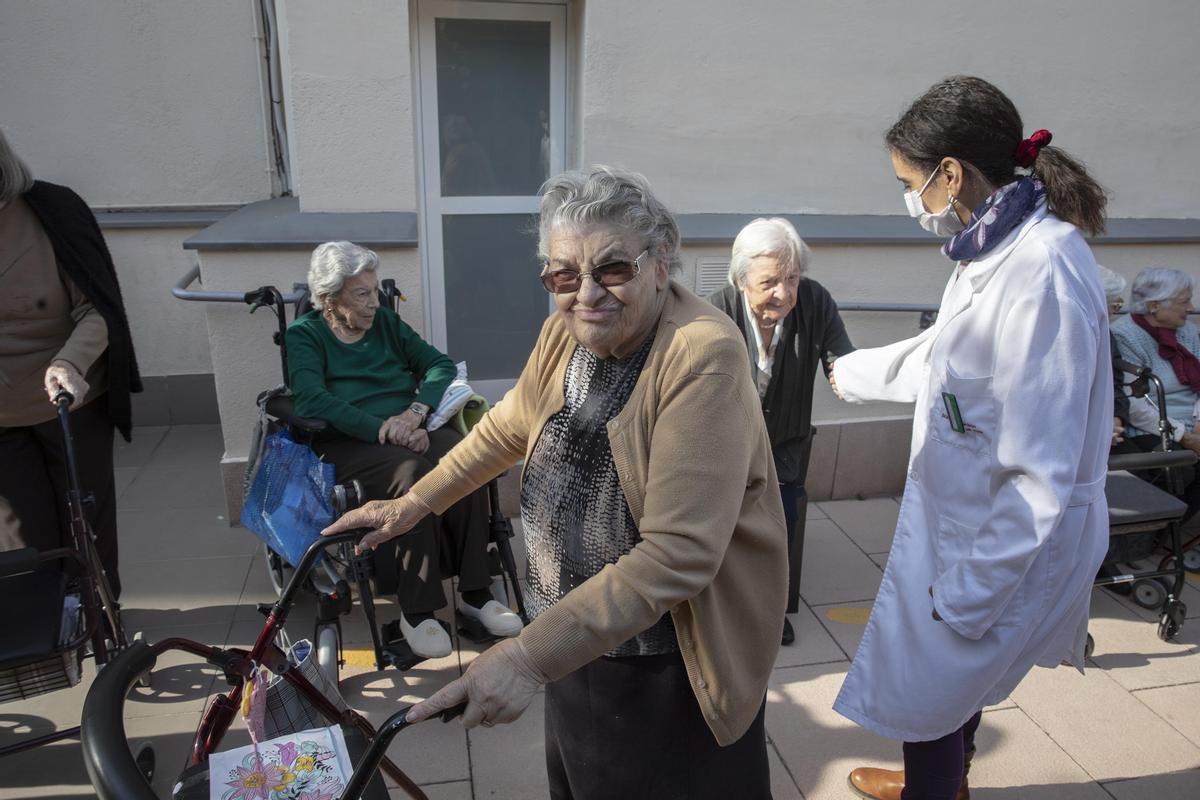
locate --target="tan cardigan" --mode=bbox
[410,282,788,745]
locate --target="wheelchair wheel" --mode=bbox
[1084,633,1095,659]
[134,741,155,782]
[315,623,340,687]
[1132,578,1167,610]
[264,543,291,598]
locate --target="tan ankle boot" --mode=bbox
[847,750,973,800]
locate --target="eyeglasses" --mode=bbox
[540,250,649,294]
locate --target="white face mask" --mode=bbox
[905,165,965,237]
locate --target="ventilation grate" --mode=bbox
[695,257,730,298]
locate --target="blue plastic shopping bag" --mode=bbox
[240,429,335,567]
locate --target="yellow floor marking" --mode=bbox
[341,648,379,668]
[825,606,872,625]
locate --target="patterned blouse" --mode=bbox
[520,336,678,657]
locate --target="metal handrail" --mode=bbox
[172,264,306,304]
[836,302,939,313]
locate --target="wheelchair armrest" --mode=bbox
[264,394,328,434]
[0,547,39,578]
[1108,450,1198,472]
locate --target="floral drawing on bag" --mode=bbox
[220,735,345,800]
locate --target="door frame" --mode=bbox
[412,0,568,399]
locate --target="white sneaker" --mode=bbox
[399,613,452,659]
[459,599,524,637]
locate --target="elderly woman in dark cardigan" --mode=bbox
[708,217,853,645]
[0,129,141,597]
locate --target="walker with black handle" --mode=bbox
[0,391,151,777]
[80,515,467,800]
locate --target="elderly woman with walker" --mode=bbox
[324,166,787,798]
[830,76,1112,800]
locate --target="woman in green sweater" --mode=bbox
[286,241,522,658]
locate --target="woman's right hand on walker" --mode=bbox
[320,494,432,554]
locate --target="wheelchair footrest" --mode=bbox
[455,610,500,645]
[378,620,433,672]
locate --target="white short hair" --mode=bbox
[537,165,682,273]
[728,217,811,287]
[1129,268,1194,315]
[0,128,34,204]
[307,241,379,309]
[1096,265,1127,303]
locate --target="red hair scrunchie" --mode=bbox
[1014,129,1053,168]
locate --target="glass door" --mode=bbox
[416,0,567,399]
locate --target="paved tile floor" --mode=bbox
[3,424,1200,798]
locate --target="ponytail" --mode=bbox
[888,76,1108,238]
[1033,145,1107,237]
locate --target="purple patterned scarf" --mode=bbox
[943,177,1047,263]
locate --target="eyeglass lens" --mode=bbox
[541,260,639,294]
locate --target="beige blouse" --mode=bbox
[0,197,109,427]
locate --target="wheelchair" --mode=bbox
[0,392,154,778]
[240,281,527,683]
[1097,359,1195,645]
[80,519,468,800]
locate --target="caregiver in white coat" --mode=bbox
[832,76,1112,800]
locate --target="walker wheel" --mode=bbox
[1133,579,1167,610]
[1158,601,1187,642]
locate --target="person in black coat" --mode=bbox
[708,217,853,645]
[0,128,141,597]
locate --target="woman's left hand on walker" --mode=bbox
[320,494,432,554]
[407,638,546,728]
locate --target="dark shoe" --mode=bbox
[848,750,973,800]
[781,617,795,646]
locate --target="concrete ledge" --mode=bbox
[183,196,419,251]
[132,373,220,426]
[216,415,914,524]
[677,213,1200,246]
[95,206,238,229]
[176,197,1200,252]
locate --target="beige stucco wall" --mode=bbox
[0,0,272,206]
[278,0,418,212]
[106,228,214,376]
[578,0,1200,219]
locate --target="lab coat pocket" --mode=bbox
[929,372,995,456]
[934,516,977,578]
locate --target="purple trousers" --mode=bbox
[901,710,983,800]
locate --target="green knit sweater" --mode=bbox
[285,308,456,442]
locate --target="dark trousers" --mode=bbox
[901,711,982,800]
[779,480,805,614]
[544,651,771,800]
[312,427,492,614]
[0,399,120,597]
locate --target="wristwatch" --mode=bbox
[408,402,431,424]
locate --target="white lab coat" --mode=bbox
[831,204,1112,742]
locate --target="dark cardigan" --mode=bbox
[708,280,853,483]
[22,181,142,441]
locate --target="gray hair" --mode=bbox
[728,217,811,287]
[1129,268,1194,314]
[307,241,379,309]
[1096,265,1128,303]
[537,165,682,273]
[0,128,35,204]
